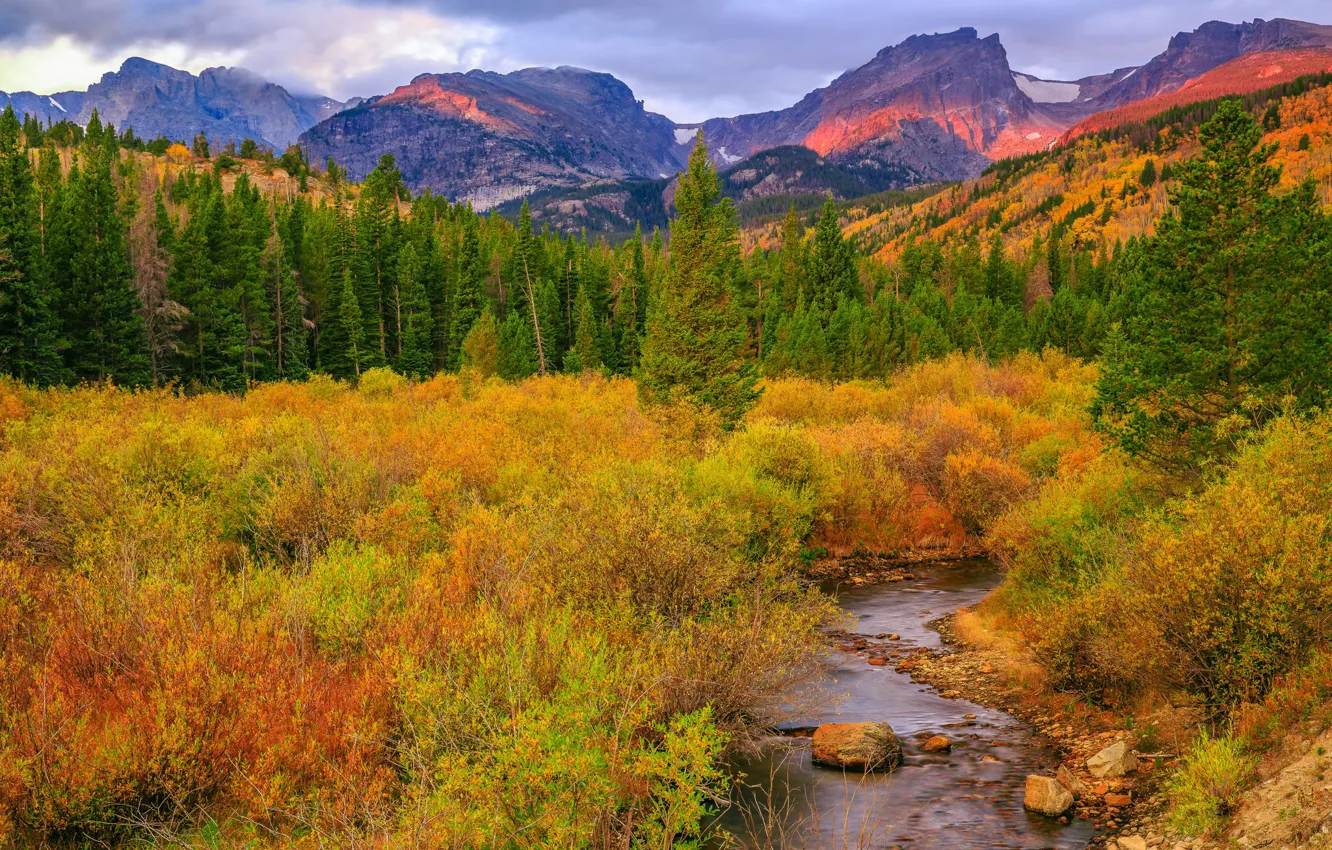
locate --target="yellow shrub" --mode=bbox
[943,450,1031,533]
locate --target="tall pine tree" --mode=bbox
[639,138,759,426]
[0,105,60,384]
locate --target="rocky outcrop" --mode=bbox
[1086,741,1139,779]
[810,722,902,772]
[1088,18,1332,109]
[697,28,1061,183]
[1024,775,1075,817]
[0,58,357,149]
[300,66,688,208]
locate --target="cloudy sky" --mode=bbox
[0,0,1328,122]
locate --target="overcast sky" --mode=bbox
[0,0,1328,122]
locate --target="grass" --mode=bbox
[1165,731,1256,836]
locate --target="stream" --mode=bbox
[719,558,1095,849]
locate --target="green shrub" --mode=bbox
[1166,731,1255,836]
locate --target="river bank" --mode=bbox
[720,558,1094,848]
[902,591,1332,850]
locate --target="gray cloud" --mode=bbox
[5,0,1332,121]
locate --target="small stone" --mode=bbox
[887,633,901,640]
[1088,741,1139,778]
[922,735,952,752]
[1024,775,1075,817]
[1117,838,1148,850]
[1106,793,1133,807]
[867,657,887,667]
[964,713,977,720]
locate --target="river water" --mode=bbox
[717,559,1094,849]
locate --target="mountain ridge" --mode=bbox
[0,57,359,149]
[7,16,1332,211]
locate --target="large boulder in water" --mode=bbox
[1086,740,1138,778]
[1024,775,1074,817]
[810,722,902,772]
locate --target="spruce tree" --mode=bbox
[339,267,366,377]
[808,197,858,313]
[448,212,486,368]
[639,138,759,426]
[776,205,806,312]
[267,234,308,380]
[565,283,601,373]
[62,141,150,385]
[1092,99,1332,472]
[395,238,434,378]
[0,105,60,384]
[498,309,537,380]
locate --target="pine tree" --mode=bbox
[808,197,858,313]
[639,138,759,426]
[339,267,366,377]
[1092,99,1332,472]
[61,141,150,385]
[449,212,486,368]
[353,155,403,366]
[777,205,806,312]
[1140,159,1158,188]
[498,309,537,380]
[395,238,434,378]
[267,233,309,380]
[565,283,601,373]
[0,105,61,384]
[983,234,1024,308]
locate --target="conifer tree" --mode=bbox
[639,138,759,426]
[1093,99,1332,472]
[339,267,366,377]
[498,309,537,380]
[808,197,858,313]
[267,233,308,380]
[395,238,434,378]
[449,212,486,368]
[565,283,601,373]
[776,205,806,312]
[61,141,150,385]
[0,105,60,384]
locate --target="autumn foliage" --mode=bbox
[0,353,1094,847]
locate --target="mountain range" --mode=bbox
[5,17,1332,215]
[0,57,358,150]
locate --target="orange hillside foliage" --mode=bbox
[843,81,1332,263]
[1066,50,1332,140]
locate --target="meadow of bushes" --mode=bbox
[985,409,1332,832]
[0,352,1095,848]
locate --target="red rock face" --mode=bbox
[701,28,1068,183]
[1065,48,1332,140]
[380,78,524,136]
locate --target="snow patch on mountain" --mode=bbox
[674,127,698,145]
[1013,73,1081,103]
[48,97,66,113]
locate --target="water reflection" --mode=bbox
[716,560,1094,849]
